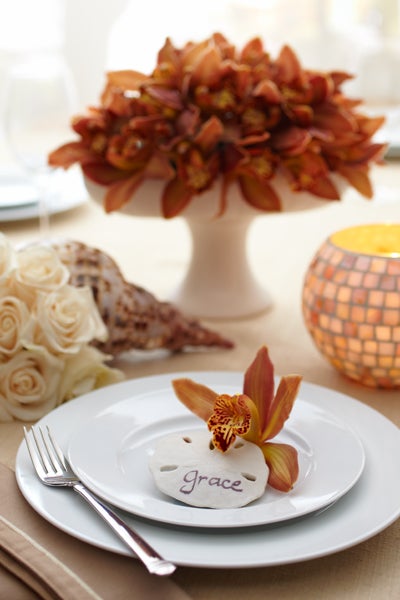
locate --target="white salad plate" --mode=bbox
[0,171,37,208]
[16,373,400,569]
[0,166,87,221]
[67,380,365,528]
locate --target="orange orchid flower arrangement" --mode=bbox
[172,346,302,492]
[49,33,386,219]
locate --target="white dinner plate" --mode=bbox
[67,385,365,528]
[0,166,87,221]
[0,171,37,208]
[16,373,400,569]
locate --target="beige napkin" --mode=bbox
[0,463,192,600]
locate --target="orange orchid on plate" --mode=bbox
[49,33,386,219]
[172,346,302,492]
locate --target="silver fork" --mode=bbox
[23,425,176,576]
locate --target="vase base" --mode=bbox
[171,280,273,320]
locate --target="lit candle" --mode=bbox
[302,223,400,389]
[330,223,400,257]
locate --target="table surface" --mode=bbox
[1,163,399,599]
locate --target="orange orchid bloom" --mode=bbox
[48,33,386,218]
[172,346,302,492]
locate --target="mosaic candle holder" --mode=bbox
[302,223,400,389]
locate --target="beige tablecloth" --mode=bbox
[1,163,400,599]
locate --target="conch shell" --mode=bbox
[52,240,234,355]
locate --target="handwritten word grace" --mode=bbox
[149,430,268,508]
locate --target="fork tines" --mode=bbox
[24,425,67,478]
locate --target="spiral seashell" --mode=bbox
[52,240,234,355]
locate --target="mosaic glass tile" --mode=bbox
[383,310,399,326]
[336,303,351,319]
[370,258,387,273]
[381,276,396,291]
[376,327,392,342]
[347,271,363,287]
[337,286,351,302]
[352,289,368,304]
[358,324,374,339]
[366,309,382,324]
[355,255,371,271]
[368,290,385,306]
[363,273,380,288]
[386,292,400,309]
[388,261,400,275]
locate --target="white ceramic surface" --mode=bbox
[0,167,87,221]
[84,176,333,220]
[15,373,400,568]
[84,176,336,319]
[67,383,365,528]
[0,171,37,208]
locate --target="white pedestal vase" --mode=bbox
[84,177,334,319]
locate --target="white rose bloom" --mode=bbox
[0,233,16,293]
[36,285,108,354]
[14,245,69,306]
[0,346,64,422]
[58,345,124,402]
[0,296,34,357]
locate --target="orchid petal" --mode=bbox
[176,107,200,136]
[253,80,281,103]
[212,32,235,59]
[357,115,385,137]
[104,70,148,91]
[271,127,312,156]
[308,74,333,103]
[330,71,354,88]
[237,132,271,147]
[71,110,109,137]
[276,45,304,84]
[346,142,387,165]
[336,165,373,198]
[285,104,314,127]
[194,116,224,155]
[156,37,177,62]
[240,37,265,65]
[181,39,209,71]
[262,375,302,441]
[238,175,281,212]
[145,152,175,180]
[162,178,193,218]
[82,162,129,185]
[48,142,96,169]
[243,346,275,434]
[103,172,145,212]
[190,46,223,88]
[261,442,299,492]
[144,85,183,110]
[314,105,357,133]
[172,378,217,421]
[307,176,340,200]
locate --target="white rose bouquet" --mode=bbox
[0,233,124,422]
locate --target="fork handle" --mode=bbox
[72,483,176,576]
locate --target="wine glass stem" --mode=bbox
[34,172,51,239]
